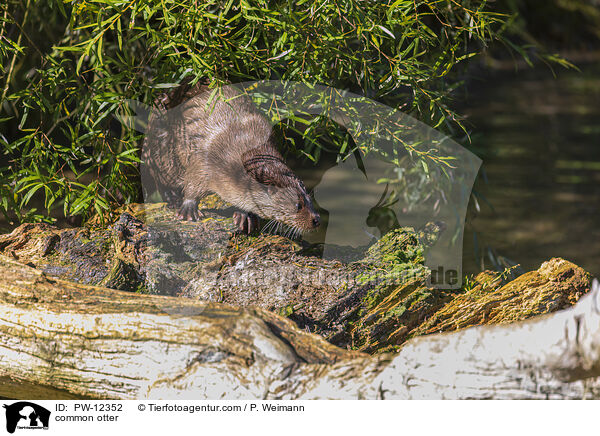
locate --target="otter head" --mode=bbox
[243,147,320,233]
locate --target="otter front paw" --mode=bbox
[233,211,260,234]
[178,199,201,221]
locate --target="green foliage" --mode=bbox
[1,0,527,224]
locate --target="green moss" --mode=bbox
[101,256,142,292]
[363,227,425,266]
[134,282,151,294]
[356,227,428,311]
[277,303,304,318]
[345,226,450,351]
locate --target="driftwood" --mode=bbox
[0,201,590,354]
[1,253,599,399]
[0,201,451,351]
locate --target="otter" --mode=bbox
[141,83,320,235]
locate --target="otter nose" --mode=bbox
[312,215,320,228]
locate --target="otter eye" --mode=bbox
[296,202,302,211]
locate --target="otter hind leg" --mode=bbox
[233,211,260,234]
[178,199,202,221]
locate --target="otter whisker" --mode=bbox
[285,224,298,241]
[269,221,279,236]
[263,219,276,235]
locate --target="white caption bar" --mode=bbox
[0,400,595,436]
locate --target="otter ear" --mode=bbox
[242,147,290,188]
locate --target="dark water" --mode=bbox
[460,59,600,278]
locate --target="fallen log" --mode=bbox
[0,254,599,399]
[0,202,444,350]
[0,202,590,354]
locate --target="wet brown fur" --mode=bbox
[141,83,320,233]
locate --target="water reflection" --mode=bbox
[461,60,600,277]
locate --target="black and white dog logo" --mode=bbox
[3,402,50,434]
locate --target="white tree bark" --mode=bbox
[1,254,598,399]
